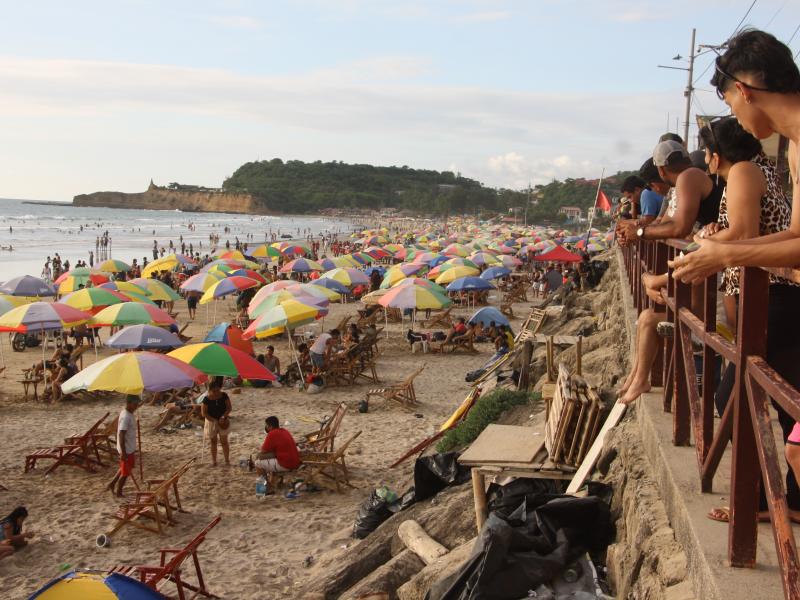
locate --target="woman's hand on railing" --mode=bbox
[695,223,721,242]
[670,238,724,284]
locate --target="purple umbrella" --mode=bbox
[106,324,184,350]
[0,275,56,297]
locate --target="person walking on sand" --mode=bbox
[107,395,140,497]
[201,378,232,466]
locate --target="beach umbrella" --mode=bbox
[58,288,148,314]
[96,258,131,273]
[97,281,151,296]
[204,322,253,354]
[378,285,451,311]
[364,266,386,277]
[0,296,16,317]
[499,255,523,268]
[62,351,207,395]
[310,277,350,294]
[468,251,501,267]
[319,257,337,270]
[481,266,512,280]
[199,276,260,305]
[229,268,268,284]
[215,249,246,261]
[55,269,112,293]
[179,272,225,294]
[380,264,425,289]
[90,303,176,328]
[434,265,480,285]
[279,258,323,273]
[106,324,184,350]
[129,278,182,302]
[29,570,165,600]
[410,251,442,265]
[320,268,370,288]
[142,253,197,277]
[248,289,328,319]
[392,278,446,294]
[168,343,276,380]
[468,306,510,328]
[361,289,389,305]
[277,241,311,257]
[364,246,391,260]
[250,244,282,259]
[0,302,89,332]
[0,294,33,309]
[445,276,496,292]
[0,275,56,297]
[244,298,328,340]
[443,243,470,257]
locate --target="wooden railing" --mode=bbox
[621,239,800,600]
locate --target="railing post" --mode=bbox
[672,265,692,445]
[729,267,769,568]
[663,246,677,413]
[650,242,668,388]
[700,272,717,491]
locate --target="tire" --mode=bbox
[12,333,27,352]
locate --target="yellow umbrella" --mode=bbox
[434,265,480,285]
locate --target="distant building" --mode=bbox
[558,206,582,221]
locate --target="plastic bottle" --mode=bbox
[255,475,268,498]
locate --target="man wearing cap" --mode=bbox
[617,140,715,245]
[107,395,140,497]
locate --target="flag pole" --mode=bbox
[586,168,606,244]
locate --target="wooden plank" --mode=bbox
[458,425,544,465]
[566,403,627,494]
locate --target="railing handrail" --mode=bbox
[620,239,800,600]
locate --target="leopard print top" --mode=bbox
[718,153,796,296]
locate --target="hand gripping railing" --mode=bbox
[620,239,800,600]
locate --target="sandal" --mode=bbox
[707,506,772,523]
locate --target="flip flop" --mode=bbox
[707,506,772,523]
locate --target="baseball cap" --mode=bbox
[653,140,690,167]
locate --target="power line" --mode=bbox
[788,23,800,45]
[763,1,786,29]
[731,0,757,37]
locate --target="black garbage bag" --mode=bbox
[352,488,396,539]
[414,452,471,502]
[426,494,614,600]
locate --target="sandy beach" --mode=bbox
[0,292,539,598]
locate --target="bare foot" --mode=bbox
[620,380,651,405]
[617,370,637,396]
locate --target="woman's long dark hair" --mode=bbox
[699,117,762,164]
[3,506,28,533]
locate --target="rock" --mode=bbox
[664,580,696,600]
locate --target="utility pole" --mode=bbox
[658,28,697,149]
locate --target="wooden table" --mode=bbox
[18,377,42,401]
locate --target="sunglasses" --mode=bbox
[703,115,728,154]
[714,62,771,100]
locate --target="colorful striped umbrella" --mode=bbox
[142,253,197,277]
[229,268,268,284]
[434,265,480,285]
[129,278,182,302]
[61,351,207,395]
[279,258,323,273]
[393,278,446,294]
[319,268,370,288]
[248,289,328,319]
[98,281,151,296]
[0,293,34,309]
[250,244,282,259]
[480,266,512,280]
[215,249,246,261]
[277,241,311,257]
[380,263,425,288]
[90,303,176,327]
[58,288,150,314]
[179,271,225,293]
[310,278,349,294]
[97,259,131,273]
[468,251,501,266]
[106,324,184,350]
[244,298,328,339]
[199,276,260,305]
[443,243,470,257]
[445,276,496,292]
[29,570,165,600]
[168,343,276,380]
[0,296,16,317]
[378,285,451,311]
[0,302,90,332]
[0,275,56,297]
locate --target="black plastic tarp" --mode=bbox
[426,489,614,600]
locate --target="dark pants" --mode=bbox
[714,284,800,511]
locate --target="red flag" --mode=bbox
[595,190,611,212]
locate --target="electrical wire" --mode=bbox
[731,0,757,37]
[788,23,800,45]
[763,1,786,29]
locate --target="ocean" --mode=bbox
[0,198,356,281]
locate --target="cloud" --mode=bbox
[609,9,667,23]
[0,55,676,190]
[205,15,264,30]
[453,11,511,24]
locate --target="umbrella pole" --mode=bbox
[0,333,4,371]
[137,416,144,484]
[289,333,304,388]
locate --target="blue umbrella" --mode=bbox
[106,324,184,350]
[29,569,165,599]
[428,255,449,267]
[0,275,56,297]
[320,258,337,271]
[364,266,386,277]
[446,276,496,292]
[310,278,350,294]
[468,306,510,327]
[480,266,512,280]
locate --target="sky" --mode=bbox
[1,0,799,201]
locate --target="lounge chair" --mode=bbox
[302,402,347,453]
[24,412,110,475]
[106,458,195,537]
[109,515,221,599]
[423,307,453,329]
[365,364,424,409]
[300,431,362,492]
[177,323,192,343]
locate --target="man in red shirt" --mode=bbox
[254,416,300,484]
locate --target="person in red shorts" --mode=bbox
[106,395,140,497]
[253,416,300,487]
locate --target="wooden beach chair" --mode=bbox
[365,364,424,409]
[302,402,347,452]
[24,412,110,475]
[300,431,362,492]
[109,515,221,600]
[177,323,192,343]
[107,458,195,537]
[356,308,382,329]
[332,314,351,333]
[423,307,453,329]
[500,294,515,318]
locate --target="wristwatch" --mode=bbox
[636,227,645,238]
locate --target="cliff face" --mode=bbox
[73,186,272,215]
